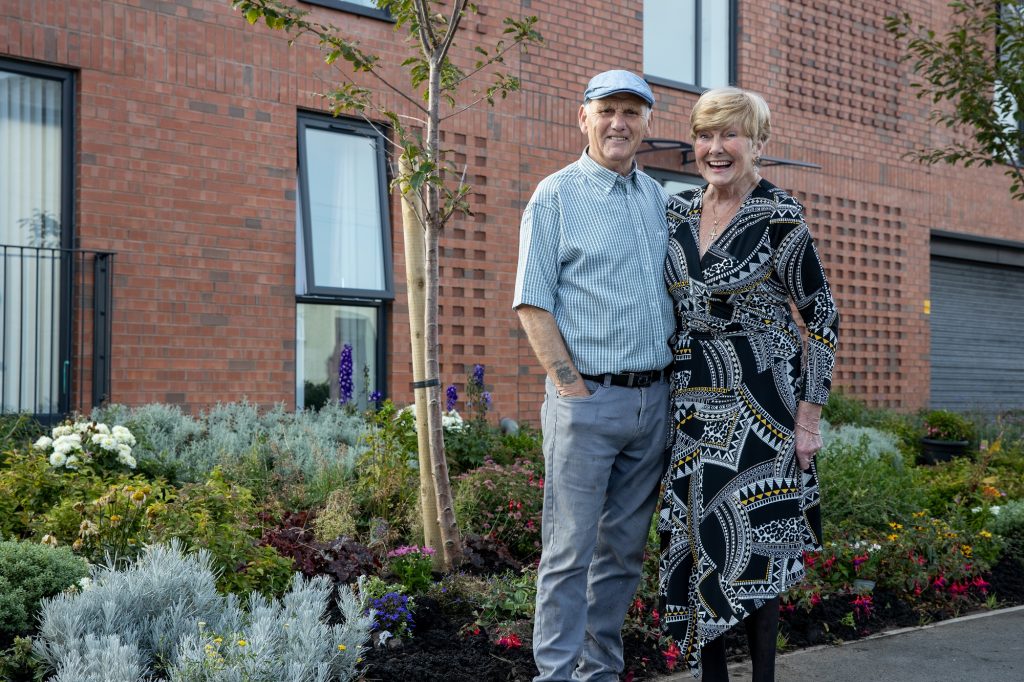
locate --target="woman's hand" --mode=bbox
[794,401,823,471]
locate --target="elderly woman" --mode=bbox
[659,87,839,681]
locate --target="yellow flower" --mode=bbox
[338,644,347,651]
[912,511,927,518]
[889,522,903,530]
[961,544,973,557]
[237,639,247,647]
[979,530,993,539]
[213,637,223,644]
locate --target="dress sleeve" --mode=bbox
[771,199,840,405]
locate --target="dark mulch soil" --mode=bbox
[358,557,1024,681]
[360,597,537,682]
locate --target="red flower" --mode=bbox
[810,592,822,606]
[663,642,681,671]
[496,632,522,649]
[972,576,990,593]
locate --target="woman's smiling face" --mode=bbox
[693,126,764,190]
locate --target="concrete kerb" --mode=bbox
[657,604,1024,682]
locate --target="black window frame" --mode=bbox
[300,0,392,22]
[0,57,76,420]
[295,111,393,405]
[296,112,395,301]
[643,0,738,93]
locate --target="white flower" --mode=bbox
[990,506,1001,516]
[118,452,137,469]
[49,452,68,467]
[111,425,136,446]
[94,422,111,435]
[74,421,93,435]
[77,577,94,591]
[93,433,119,452]
[33,435,53,451]
[442,410,466,431]
[52,434,83,455]
[65,455,80,469]
[51,425,74,438]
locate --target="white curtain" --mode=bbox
[304,127,384,292]
[0,70,63,413]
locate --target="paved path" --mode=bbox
[659,605,1024,682]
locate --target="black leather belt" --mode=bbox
[580,369,669,388]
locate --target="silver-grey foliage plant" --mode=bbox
[92,401,367,483]
[34,541,373,682]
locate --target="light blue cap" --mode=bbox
[583,70,655,107]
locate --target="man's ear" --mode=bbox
[578,103,589,134]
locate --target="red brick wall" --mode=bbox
[2,0,1020,420]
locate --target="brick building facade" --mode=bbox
[2,0,1021,423]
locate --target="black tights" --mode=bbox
[699,598,779,682]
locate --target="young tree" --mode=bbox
[886,1,1024,200]
[230,0,541,568]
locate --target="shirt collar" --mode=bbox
[578,148,637,193]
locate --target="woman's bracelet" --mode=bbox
[796,422,820,436]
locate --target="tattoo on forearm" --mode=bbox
[553,361,578,385]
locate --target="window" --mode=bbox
[646,168,704,197]
[0,60,74,417]
[643,0,736,91]
[301,0,391,22]
[296,113,392,410]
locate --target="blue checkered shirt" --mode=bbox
[513,150,675,375]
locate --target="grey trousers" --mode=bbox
[532,376,669,682]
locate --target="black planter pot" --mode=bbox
[918,437,970,464]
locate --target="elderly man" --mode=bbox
[513,70,675,682]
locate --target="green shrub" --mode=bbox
[39,479,168,566]
[353,401,419,542]
[821,390,878,427]
[922,409,977,443]
[818,433,926,534]
[0,413,43,457]
[147,469,295,598]
[0,449,114,541]
[0,540,89,644]
[454,458,543,561]
[989,498,1024,557]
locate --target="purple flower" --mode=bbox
[369,390,383,405]
[446,384,458,412]
[472,364,485,388]
[338,343,353,405]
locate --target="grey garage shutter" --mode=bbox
[930,256,1024,413]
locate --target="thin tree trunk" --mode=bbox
[400,156,442,569]
[424,54,463,569]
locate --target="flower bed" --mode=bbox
[1,395,1023,681]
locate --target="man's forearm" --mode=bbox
[516,304,587,396]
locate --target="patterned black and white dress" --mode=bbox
[659,179,839,675]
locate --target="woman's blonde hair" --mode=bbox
[690,87,771,145]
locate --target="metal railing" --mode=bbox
[1,244,114,422]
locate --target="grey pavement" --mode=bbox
[660,605,1024,682]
